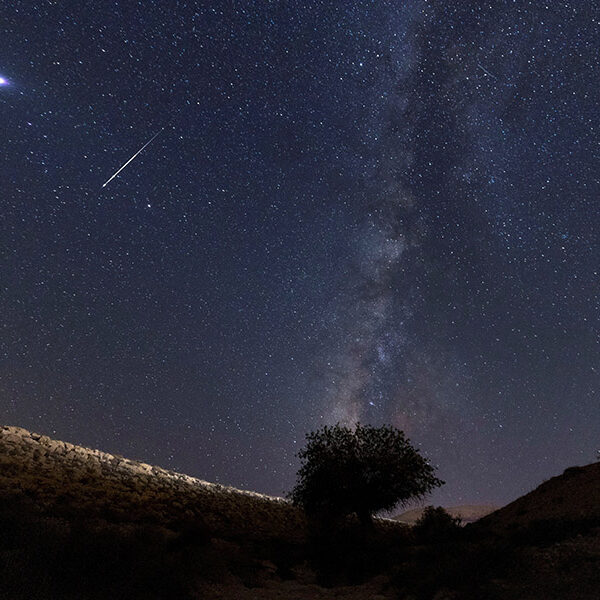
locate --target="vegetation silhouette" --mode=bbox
[288,423,443,526]
[412,505,462,543]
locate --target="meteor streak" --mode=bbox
[102,128,164,188]
[477,63,498,80]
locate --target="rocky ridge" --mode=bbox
[0,425,306,542]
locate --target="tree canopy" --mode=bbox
[288,423,443,524]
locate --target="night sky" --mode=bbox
[2,1,599,507]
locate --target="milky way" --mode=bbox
[1,1,598,506]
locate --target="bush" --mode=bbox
[288,423,443,525]
[412,506,462,543]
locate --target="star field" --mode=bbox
[1,1,599,506]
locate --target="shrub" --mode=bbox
[412,506,462,543]
[288,423,443,525]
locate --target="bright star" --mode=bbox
[0,77,8,85]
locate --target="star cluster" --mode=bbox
[1,1,598,505]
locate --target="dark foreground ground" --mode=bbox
[1,426,600,599]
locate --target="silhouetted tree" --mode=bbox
[288,423,443,526]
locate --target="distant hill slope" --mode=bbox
[477,461,600,533]
[394,504,499,525]
[0,425,307,542]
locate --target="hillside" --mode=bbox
[476,461,600,534]
[0,425,307,543]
